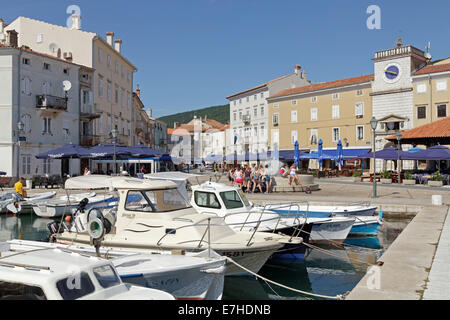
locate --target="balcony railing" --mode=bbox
[36,94,67,111]
[80,104,101,120]
[242,115,251,124]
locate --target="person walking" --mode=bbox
[263,164,271,193]
[288,164,301,186]
[244,165,252,193]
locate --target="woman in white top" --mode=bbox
[288,164,300,186]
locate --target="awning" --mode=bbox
[301,148,371,160]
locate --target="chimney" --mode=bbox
[106,32,114,46]
[174,122,180,129]
[71,14,81,30]
[295,64,302,75]
[136,87,141,97]
[63,52,73,62]
[6,30,18,48]
[114,39,122,53]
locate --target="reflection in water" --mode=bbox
[0,213,410,301]
[223,217,409,300]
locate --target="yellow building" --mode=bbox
[267,74,374,164]
[412,59,450,128]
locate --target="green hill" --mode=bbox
[158,104,230,128]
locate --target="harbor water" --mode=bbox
[0,212,411,300]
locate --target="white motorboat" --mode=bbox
[0,193,22,214]
[7,239,227,300]
[32,192,117,218]
[52,175,301,276]
[19,192,57,212]
[265,203,378,218]
[0,242,175,300]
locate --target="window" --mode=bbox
[254,107,257,117]
[127,71,131,82]
[246,97,249,102]
[114,87,119,104]
[311,96,318,103]
[121,65,125,78]
[22,58,30,65]
[332,93,340,100]
[219,191,244,209]
[63,68,69,75]
[107,55,111,67]
[254,94,257,101]
[107,82,112,101]
[357,126,364,140]
[57,272,95,300]
[417,106,427,119]
[291,130,298,144]
[194,191,221,209]
[355,103,364,118]
[356,89,363,96]
[0,281,46,300]
[43,159,52,174]
[273,103,279,108]
[36,33,43,43]
[254,126,258,137]
[22,155,31,175]
[98,47,103,63]
[437,80,447,92]
[311,108,318,121]
[43,62,51,71]
[260,92,264,99]
[272,113,279,126]
[291,99,298,106]
[233,113,237,121]
[115,62,119,73]
[291,110,298,123]
[42,81,51,95]
[125,190,189,212]
[42,118,52,135]
[332,127,340,142]
[121,89,125,107]
[233,101,236,106]
[437,104,447,118]
[260,125,265,138]
[93,265,121,289]
[98,77,103,97]
[239,99,242,104]
[310,129,318,145]
[21,77,32,95]
[239,111,242,120]
[332,105,340,119]
[417,83,427,94]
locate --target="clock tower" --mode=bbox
[371,38,428,150]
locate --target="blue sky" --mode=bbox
[2,0,450,117]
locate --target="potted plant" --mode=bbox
[428,172,444,187]
[403,171,416,185]
[352,170,362,182]
[380,170,393,184]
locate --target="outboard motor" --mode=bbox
[77,198,90,213]
[47,221,65,236]
[87,209,114,257]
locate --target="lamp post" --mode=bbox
[396,132,402,183]
[111,128,118,175]
[370,117,378,198]
[16,121,25,179]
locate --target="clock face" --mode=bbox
[383,63,401,83]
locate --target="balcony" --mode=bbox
[36,94,67,111]
[80,104,101,121]
[242,115,251,125]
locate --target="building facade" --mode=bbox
[0,43,81,179]
[226,65,310,155]
[267,75,374,159]
[5,15,137,147]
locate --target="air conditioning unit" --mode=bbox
[63,52,73,59]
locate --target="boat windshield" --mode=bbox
[125,188,190,213]
[237,189,251,207]
[93,265,121,289]
[219,190,244,210]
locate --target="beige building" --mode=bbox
[5,15,137,146]
[267,74,374,159]
[132,89,153,147]
[412,59,450,128]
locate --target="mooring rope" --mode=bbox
[225,257,345,300]
[302,242,375,267]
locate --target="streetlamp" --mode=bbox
[370,117,378,198]
[111,128,118,175]
[396,132,402,183]
[16,121,25,179]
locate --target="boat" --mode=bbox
[146,175,354,256]
[0,242,175,300]
[348,212,384,236]
[31,192,117,218]
[7,239,227,300]
[265,203,379,218]
[0,193,22,214]
[19,192,57,212]
[52,175,301,276]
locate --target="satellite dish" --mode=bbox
[63,80,72,92]
[49,43,59,53]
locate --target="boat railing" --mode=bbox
[156,216,262,248]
